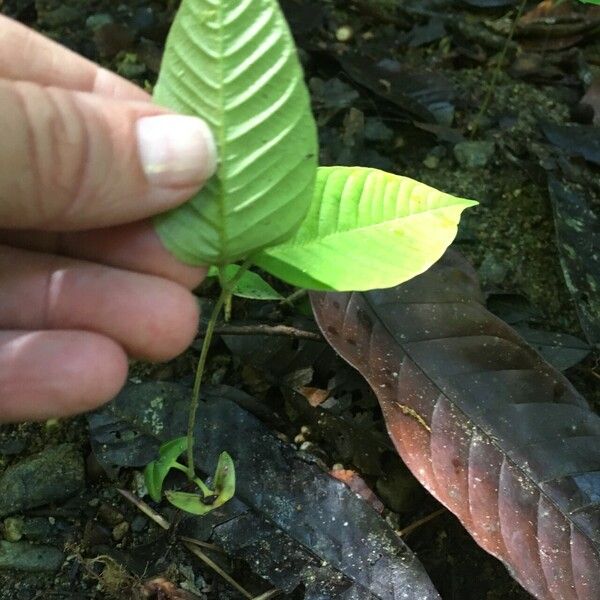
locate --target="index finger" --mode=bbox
[0,14,149,101]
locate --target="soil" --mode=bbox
[0,0,598,599]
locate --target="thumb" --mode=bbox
[0,79,217,230]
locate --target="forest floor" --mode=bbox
[0,0,598,599]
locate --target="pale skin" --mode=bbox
[0,16,218,422]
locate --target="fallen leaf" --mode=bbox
[542,122,600,166]
[297,385,329,407]
[330,468,385,513]
[89,383,441,599]
[311,249,600,600]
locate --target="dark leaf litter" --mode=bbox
[311,249,600,600]
[89,383,441,599]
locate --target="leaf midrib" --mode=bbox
[216,0,226,260]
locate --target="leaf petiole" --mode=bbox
[186,258,254,480]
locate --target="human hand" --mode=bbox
[0,16,217,422]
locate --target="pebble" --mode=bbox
[97,503,124,528]
[131,515,148,533]
[423,154,440,169]
[336,26,353,42]
[3,518,23,542]
[453,140,495,168]
[3,517,56,543]
[85,13,113,30]
[112,522,129,542]
[41,5,80,28]
[0,540,63,572]
[82,520,111,548]
[0,444,84,518]
[478,253,509,287]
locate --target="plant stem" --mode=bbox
[218,266,234,322]
[280,288,307,307]
[186,259,253,480]
[213,323,321,341]
[170,462,213,495]
[470,0,526,137]
[224,294,233,322]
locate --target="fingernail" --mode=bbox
[136,115,218,187]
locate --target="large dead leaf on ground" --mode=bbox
[89,383,441,599]
[311,249,600,600]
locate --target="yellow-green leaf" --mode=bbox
[254,166,478,291]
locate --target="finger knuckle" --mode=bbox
[12,82,92,227]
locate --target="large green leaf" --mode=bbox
[254,166,478,291]
[153,0,318,265]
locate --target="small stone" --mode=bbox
[112,522,129,542]
[0,540,63,572]
[82,520,111,548]
[131,471,148,499]
[364,118,393,142]
[336,26,353,42]
[478,253,509,287]
[294,434,305,445]
[85,13,113,30]
[3,517,24,542]
[23,518,56,542]
[97,503,124,527]
[131,515,148,533]
[0,444,85,518]
[423,154,439,169]
[42,5,80,28]
[453,140,495,168]
[4,517,56,543]
[299,441,314,452]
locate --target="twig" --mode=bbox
[279,288,307,307]
[214,323,322,341]
[397,508,446,538]
[183,541,253,599]
[470,0,527,137]
[179,536,226,554]
[252,590,281,600]
[116,488,171,530]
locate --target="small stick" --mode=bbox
[470,0,527,136]
[116,488,171,530]
[397,508,446,538]
[179,535,226,554]
[183,541,253,599]
[214,323,321,341]
[280,288,307,306]
[252,590,281,600]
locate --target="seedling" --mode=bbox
[145,437,234,514]
[144,0,477,512]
